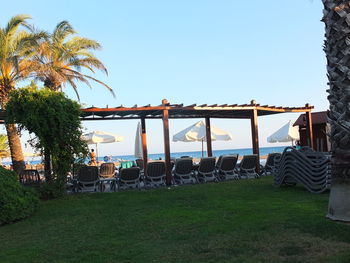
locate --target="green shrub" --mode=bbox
[0,167,39,225]
[38,181,65,200]
[6,86,88,196]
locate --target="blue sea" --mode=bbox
[96,146,286,162]
[5,146,287,165]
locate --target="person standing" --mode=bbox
[89,149,97,166]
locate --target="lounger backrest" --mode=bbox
[174,158,193,175]
[216,155,224,168]
[266,153,281,167]
[77,166,99,182]
[240,155,258,170]
[100,162,115,177]
[147,162,165,178]
[135,159,144,170]
[120,167,140,180]
[19,169,41,185]
[220,155,238,171]
[198,157,216,173]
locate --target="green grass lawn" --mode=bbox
[1,177,350,263]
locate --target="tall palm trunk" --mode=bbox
[5,123,25,175]
[1,97,25,175]
[323,0,350,221]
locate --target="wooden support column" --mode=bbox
[162,100,172,186]
[205,117,213,157]
[141,117,148,175]
[250,108,260,172]
[305,104,314,149]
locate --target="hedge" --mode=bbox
[0,167,39,225]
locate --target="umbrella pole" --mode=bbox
[201,139,204,157]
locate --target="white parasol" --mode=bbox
[267,120,299,143]
[134,122,143,159]
[173,120,233,156]
[82,130,124,159]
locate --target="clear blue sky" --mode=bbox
[1,0,328,157]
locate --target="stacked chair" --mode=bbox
[173,158,196,184]
[216,154,239,180]
[274,147,331,193]
[145,161,166,187]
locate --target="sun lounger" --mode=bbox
[77,166,100,192]
[260,153,281,176]
[118,167,141,190]
[98,163,116,192]
[216,154,239,180]
[237,155,258,179]
[135,159,144,171]
[173,158,196,184]
[145,161,166,187]
[99,162,116,178]
[197,157,217,183]
[19,169,41,186]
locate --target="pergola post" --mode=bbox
[305,104,314,149]
[162,99,172,186]
[250,105,260,172]
[205,117,213,157]
[141,117,148,175]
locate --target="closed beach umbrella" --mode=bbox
[134,122,143,159]
[82,130,124,159]
[173,120,233,156]
[267,120,299,143]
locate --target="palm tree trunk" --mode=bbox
[323,0,350,221]
[5,123,25,175]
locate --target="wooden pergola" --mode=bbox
[81,99,314,185]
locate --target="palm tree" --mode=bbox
[35,20,114,99]
[323,1,350,222]
[32,21,114,177]
[0,14,45,175]
[0,134,10,162]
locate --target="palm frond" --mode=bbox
[5,14,31,37]
[53,21,75,45]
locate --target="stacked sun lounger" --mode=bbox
[273,147,331,193]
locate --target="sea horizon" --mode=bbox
[1,146,288,165]
[95,145,287,162]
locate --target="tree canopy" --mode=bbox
[6,84,88,193]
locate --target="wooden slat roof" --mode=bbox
[80,100,314,121]
[294,111,327,126]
